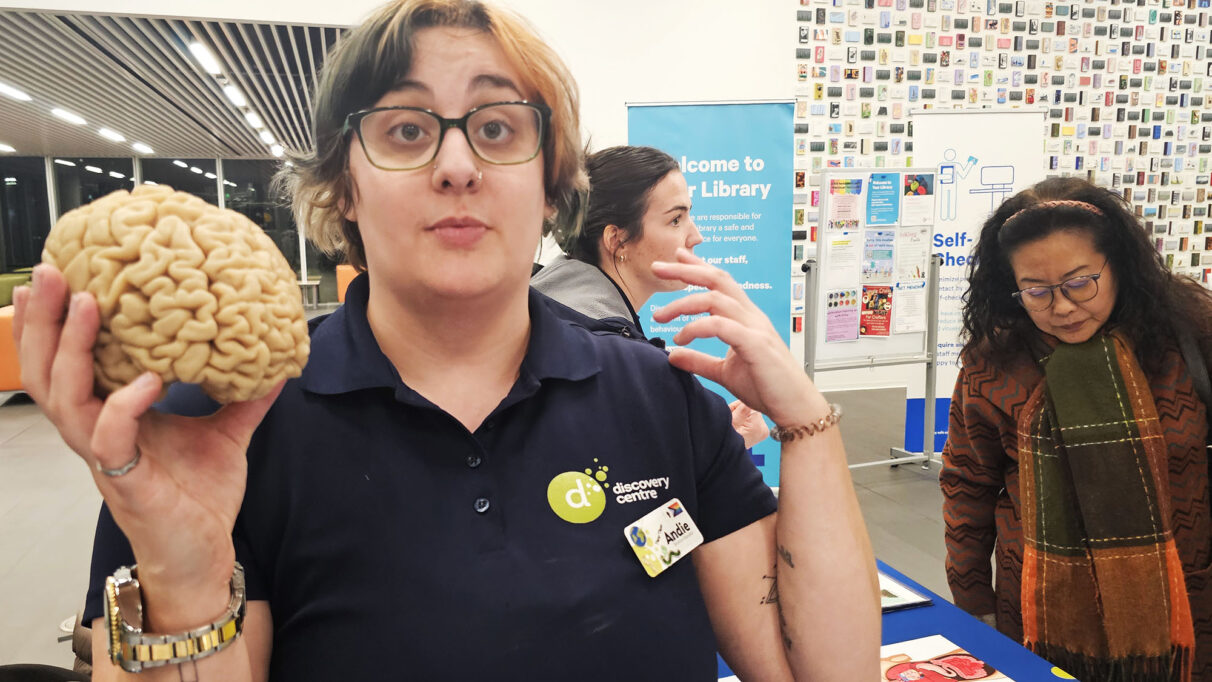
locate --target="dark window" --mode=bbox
[0,156,51,270]
[53,157,135,216]
[222,159,300,275]
[140,158,218,205]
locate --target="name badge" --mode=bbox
[623,498,704,578]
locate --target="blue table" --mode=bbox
[717,560,1069,680]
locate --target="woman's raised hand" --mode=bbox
[652,248,826,427]
[14,264,281,625]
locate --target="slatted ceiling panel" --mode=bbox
[0,9,345,159]
[95,16,256,155]
[61,15,251,156]
[0,12,182,156]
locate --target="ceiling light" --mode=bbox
[188,42,222,75]
[204,172,216,179]
[271,144,284,158]
[85,165,102,173]
[283,160,293,167]
[172,160,188,168]
[223,180,237,187]
[222,85,247,108]
[244,111,263,129]
[54,159,76,166]
[144,180,157,185]
[259,130,275,145]
[0,143,15,153]
[190,167,203,174]
[98,128,126,143]
[0,82,31,102]
[132,142,154,155]
[3,177,16,184]
[108,171,125,179]
[51,108,87,125]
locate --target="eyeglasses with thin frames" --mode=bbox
[1011,261,1107,311]
[342,101,551,171]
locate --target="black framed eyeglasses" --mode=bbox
[1011,261,1107,311]
[341,101,550,171]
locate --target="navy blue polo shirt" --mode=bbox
[86,274,777,680]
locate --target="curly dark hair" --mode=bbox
[962,176,1212,372]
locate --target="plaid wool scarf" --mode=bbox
[1018,332,1195,681]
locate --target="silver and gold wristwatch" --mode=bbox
[104,562,246,672]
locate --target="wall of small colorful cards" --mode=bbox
[793,0,1212,287]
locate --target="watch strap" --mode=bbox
[106,562,246,672]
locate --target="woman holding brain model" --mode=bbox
[16,0,877,679]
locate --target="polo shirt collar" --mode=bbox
[299,272,601,398]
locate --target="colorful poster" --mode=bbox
[867,172,900,225]
[861,285,892,337]
[828,178,864,231]
[862,230,895,284]
[901,173,936,226]
[825,288,860,343]
[629,102,792,486]
[880,635,1014,681]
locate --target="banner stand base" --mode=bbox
[846,448,936,471]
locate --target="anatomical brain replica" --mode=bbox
[42,184,310,403]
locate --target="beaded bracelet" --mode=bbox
[769,403,843,442]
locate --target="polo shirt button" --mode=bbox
[466,454,482,469]
[474,497,491,514]
[483,420,496,431]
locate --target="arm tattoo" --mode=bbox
[777,598,793,650]
[761,572,779,605]
[777,544,795,569]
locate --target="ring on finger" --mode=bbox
[96,446,141,477]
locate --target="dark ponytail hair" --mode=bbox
[962,176,1212,372]
[552,145,680,266]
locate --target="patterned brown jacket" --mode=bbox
[941,338,1212,679]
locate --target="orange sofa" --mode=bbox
[337,264,357,303]
[0,306,22,391]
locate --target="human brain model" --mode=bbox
[42,184,310,403]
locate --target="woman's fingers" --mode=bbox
[89,372,163,486]
[652,248,748,300]
[653,290,751,326]
[11,285,29,344]
[18,265,71,395]
[48,293,103,417]
[667,346,726,384]
[670,313,757,350]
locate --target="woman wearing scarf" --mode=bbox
[942,177,1212,680]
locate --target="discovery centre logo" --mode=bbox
[547,459,675,524]
[547,462,609,524]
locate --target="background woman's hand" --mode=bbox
[729,400,770,448]
[14,265,281,623]
[651,248,828,427]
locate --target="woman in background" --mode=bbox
[942,176,1212,681]
[533,144,767,447]
[533,145,700,340]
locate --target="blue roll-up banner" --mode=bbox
[628,101,792,487]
